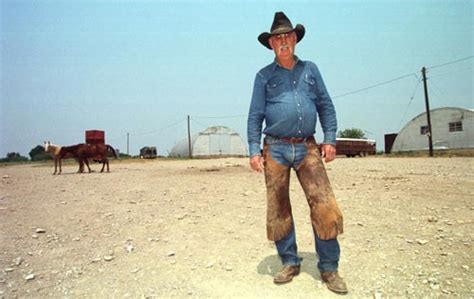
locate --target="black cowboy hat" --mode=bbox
[258,12,305,50]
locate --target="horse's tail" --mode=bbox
[106,144,119,159]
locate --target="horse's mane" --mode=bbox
[44,142,62,156]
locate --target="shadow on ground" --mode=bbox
[257,252,322,281]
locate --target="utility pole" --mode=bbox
[127,132,130,155]
[421,67,434,157]
[187,115,192,158]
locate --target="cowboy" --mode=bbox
[247,12,347,294]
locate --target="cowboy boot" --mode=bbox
[273,265,301,284]
[321,271,348,294]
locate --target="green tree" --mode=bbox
[29,145,52,161]
[337,128,366,139]
[0,152,29,163]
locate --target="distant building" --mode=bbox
[169,126,247,158]
[391,107,474,152]
[384,133,398,154]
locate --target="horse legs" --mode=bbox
[100,158,106,173]
[84,159,92,173]
[78,159,84,173]
[77,158,91,173]
[53,156,62,175]
[58,157,62,175]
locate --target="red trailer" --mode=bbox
[85,130,107,162]
[85,130,105,145]
[336,138,376,157]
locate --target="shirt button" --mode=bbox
[298,131,302,134]
[299,117,302,120]
[295,92,298,95]
[293,81,296,84]
[297,104,301,107]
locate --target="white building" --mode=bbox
[392,107,474,152]
[169,126,247,157]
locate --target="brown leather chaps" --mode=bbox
[263,138,343,241]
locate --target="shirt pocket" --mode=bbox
[302,73,316,99]
[265,79,284,101]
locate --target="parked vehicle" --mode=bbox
[140,147,157,159]
[336,138,376,157]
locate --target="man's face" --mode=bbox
[269,31,297,60]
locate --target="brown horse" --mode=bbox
[43,141,80,175]
[59,143,118,173]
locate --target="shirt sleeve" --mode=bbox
[312,63,337,145]
[247,72,266,157]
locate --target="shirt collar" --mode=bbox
[272,55,301,71]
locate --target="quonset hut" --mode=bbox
[169,126,247,158]
[391,107,474,152]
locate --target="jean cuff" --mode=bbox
[282,257,302,266]
[318,261,338,273]
[283,262,301,267]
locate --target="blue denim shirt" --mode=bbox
[247,57,337,157]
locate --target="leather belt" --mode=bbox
[268,135,314,144]
[280,137,307,143]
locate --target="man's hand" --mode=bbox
[321,144,336,163]
[250,155,264,173]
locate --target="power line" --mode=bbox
[427,66,473,79]
[130,118,187,136]
[332,55,473,100]
[333,73,419,99]
[426,55,474,71]
[427,78,451,107]
[398,79,422,131]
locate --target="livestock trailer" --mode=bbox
[85,130,105,145]
[85,130,106,162]
[336,138,376,157]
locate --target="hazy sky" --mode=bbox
[1,0,473,157]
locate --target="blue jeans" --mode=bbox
[263,136,341,273]
[276,225,340,272]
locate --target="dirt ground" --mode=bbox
[1,156,473,298]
